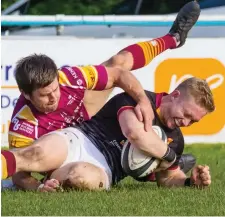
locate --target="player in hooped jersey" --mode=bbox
[1,77,214,191]
[9,65,110,147]
[2,1,200,190]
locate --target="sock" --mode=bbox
[120,34,177,70]
[1,150,16,179]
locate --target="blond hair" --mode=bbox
[175,77,215,112]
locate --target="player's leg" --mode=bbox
[84,1,201,116]
[49,128,112,191]
[102,1,200,71]
[50,162,110,191]
[1,130,71,179]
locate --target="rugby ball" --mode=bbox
[121,125,167,178]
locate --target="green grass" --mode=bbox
[2,143,225,216]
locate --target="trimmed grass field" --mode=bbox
[2,143,225,216]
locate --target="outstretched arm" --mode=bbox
[156,165,211,188]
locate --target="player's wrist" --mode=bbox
[161,147,176,162]
[184,177,195,187]
[137,93,149,103]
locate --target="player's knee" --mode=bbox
[108,54,125,67]
[67,174,88,190]
[68,163,86,176]
[67,174,105,191]
[66,165,92,190]
[66,163,107,191]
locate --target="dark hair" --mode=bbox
[15,54,58,95]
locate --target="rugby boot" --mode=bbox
[169,1,201,48]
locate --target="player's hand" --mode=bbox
[134,97,154,132]
[37,179,62,192]
[190,165,211,188]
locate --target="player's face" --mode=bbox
[161,90,208,129]
[27,78,61,113]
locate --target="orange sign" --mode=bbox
[155,58,225,135]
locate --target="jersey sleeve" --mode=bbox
[104,92,137,119]
[58,65,108,90]
[8,105,38,148]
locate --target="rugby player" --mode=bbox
[2,1,200,189]
[2,77,214,191]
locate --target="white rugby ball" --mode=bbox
[121,125,167,178]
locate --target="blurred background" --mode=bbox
[2,0,225,37]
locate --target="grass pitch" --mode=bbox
[2,143,225,216]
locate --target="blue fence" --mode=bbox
[2,15,225,27]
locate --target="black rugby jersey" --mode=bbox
[77,91,184,184]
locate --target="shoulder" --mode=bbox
[58,66,87,88]
[9,103,38,147]
[12,94,31,117]
[12,94,37,123]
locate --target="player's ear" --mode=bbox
[170,90,180,101]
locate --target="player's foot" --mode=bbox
[169,1,201,48]
[179,154,196,174]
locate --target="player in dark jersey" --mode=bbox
[2,1,201,189]
[1,77,214,191]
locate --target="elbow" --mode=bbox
[108,54,126,68]
[112,55,125,67]
[123,128,148,152]
[122,127,144,146]
[122,126,155,152]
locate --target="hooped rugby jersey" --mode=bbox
[9,65,108,148]
[77,91,184,184]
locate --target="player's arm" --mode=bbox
[118,108,176,164]
[64,65,147,97]
[65,65,153,131]
[156,167,187,187]
[156,165,211,188]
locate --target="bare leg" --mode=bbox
[50,162,109,191]
[84,35,177,117]
[2,132,69,179]
[83,1,201,116]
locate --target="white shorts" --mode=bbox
[48,127,112,189]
